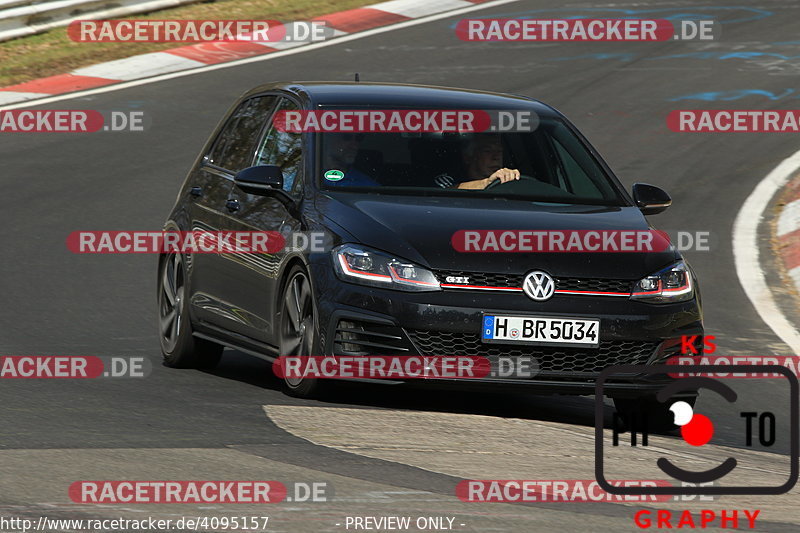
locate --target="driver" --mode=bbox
[455,134,520,190]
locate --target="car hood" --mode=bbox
[317,192,679,279]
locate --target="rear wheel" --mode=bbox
[277,266,324,398]
[158,252,223,369]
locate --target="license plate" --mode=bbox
[481,315,600,347]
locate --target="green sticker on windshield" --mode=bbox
[324,169,345,181]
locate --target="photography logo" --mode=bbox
[594,364,798,495]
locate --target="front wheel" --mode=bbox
[158,252,223,369]
[277,265,324,398]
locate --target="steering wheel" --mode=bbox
[485,174,539,190]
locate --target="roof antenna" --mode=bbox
[354,72,360,82]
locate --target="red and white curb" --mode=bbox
[0,0,492,106]
[776,175,800,292]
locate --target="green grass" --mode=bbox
[0,0,374,87]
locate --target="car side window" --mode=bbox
[549,128,608,199]
[550,138,592,195]
[206,96,278,172]
[254,98,303,196]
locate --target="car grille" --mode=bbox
[435,270,633,294]
[438,271,522,287]
[556,277,633,293]
[406,329,658,375]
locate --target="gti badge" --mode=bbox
[523,271,555,301]
[445,276,470,284]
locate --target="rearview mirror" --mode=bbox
[234,165,283,195]
[632,183,671,215]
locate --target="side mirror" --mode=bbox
[234,165,283,195]
[632,183,671,215]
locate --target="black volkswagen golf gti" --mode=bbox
[158,82,703,418]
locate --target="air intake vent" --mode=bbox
[333,320,414,356]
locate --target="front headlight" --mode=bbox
[332,244,441,292]
[630,261,694,304]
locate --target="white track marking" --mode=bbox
[777,198,800,236]
[0,90,48,104]
[72,52,207,81]
[733,149,800,355]
[370,0,473,18]
[0,0,520,110]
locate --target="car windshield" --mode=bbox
[317,117,627,206]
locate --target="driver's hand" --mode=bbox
[485,168,520,187]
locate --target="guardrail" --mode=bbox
[0,0,200,42]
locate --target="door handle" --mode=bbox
[226,199,240,212]
[190,186,203,197]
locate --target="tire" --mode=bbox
[613,395,697,432]
[158,252,223,369]
[276,265,324,398]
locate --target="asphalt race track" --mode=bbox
[2,0,800,531]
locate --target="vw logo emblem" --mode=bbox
[523,271,555,301]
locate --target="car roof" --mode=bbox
[242,82,560,117]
